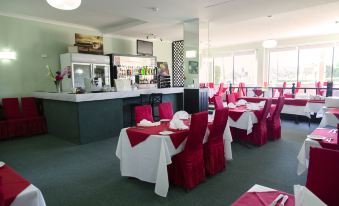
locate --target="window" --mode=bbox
[200,57,213,83]
[298,45,333,85]
[269,48,298,85]
[213,56,233,85]
[233,51,257,84]
[332,46,339,84]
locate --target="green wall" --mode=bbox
[0,15,172,98]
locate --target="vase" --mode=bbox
[55,81,62,93]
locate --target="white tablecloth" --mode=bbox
[319,112,339,127]
[115,122,233,197]
[11,184,46,206]
[281,102,324,118]
[228,111,258,134]
[297,138,322,175]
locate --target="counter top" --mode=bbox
[33,87,184,102]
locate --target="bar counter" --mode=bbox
[34,88,184,144]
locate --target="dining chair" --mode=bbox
[21,97,47,135]
[306,147,339,206]
[267,96,285,140]
[2,98,28,138]
[213,96,224,110]
[204,107,228,175]
[209,83,225,104]
[0,121,8,140]
[236,99,272,146]
[158,102,173,120]
[130,94,151,125]
[238,82,246,97]
[150,93,163,121]
[226,94,236,104]
[168,111,208,190]
[134,105,154,124]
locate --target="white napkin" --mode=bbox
[247,103,260,110]
[228,102,236,108]
[259,100,266,108]
[236,99,247,106]
[138,119,160,127]
[173,111,189,120]
[169,118,189,130]
[294,185,326,206]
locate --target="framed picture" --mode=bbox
[188,61,199,74]
[157,62,169,76]
[75,33,104,55]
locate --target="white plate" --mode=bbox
[307,135,326,140]
[160,119,171,122]
[159,131,174,135]
[0,161,5,168]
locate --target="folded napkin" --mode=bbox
[259,100,266,108]
[236,99,247,106]
[173,111,189,120]
[228,102,236,108]
[247,103,260,110]
[294,185,326,206]
[170,118,189,130]
[138,119,160,127]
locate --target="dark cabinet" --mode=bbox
[184,88,209,114]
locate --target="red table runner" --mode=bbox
[240,97,324,106]
[232,191,295,206]
[311,128,338,150]
[0,165,30,206]
[229,106,264,122]
[126,122,190,148]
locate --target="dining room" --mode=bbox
[1,0,339,206]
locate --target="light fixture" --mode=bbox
[262,15,277,49]
[47,0,81,10]
[186,50,197,58]
[0,51,16,60]
[262,39,278,49]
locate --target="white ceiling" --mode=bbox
[0,0,339,48]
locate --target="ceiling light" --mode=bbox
[0,51,16,60]
[47,0,81,10]
[262,39,278,49]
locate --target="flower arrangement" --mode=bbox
[46,65,71,92]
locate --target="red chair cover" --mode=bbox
[213,96,224,110]
[168,111,208,189]
[306,147,339,206]
[295,81,301,94]
[204,108,228,175]
[2,98,22,119]
[315,82,325,96]
[0,121,9,140]
[226,94,236,104]
[238,82,246,97]
[158,102,174,120]
[21,97,47,135]
[267,97,285,140]
[134,105,154,124]
[209,83,225,104]
[2,98,28,138]
[236,99,272,145]
[0,176,3,206]
[208,83,214,89]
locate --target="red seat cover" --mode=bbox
[158,102,174,120]
[213,96,224,110]
[268,97,285,140]
[134,105,154,124]
[306,147,339,206]
[204,108,228,175]
[168,111,208,189]
[226,94,236,104]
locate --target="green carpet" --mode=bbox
[0,120,316,206]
